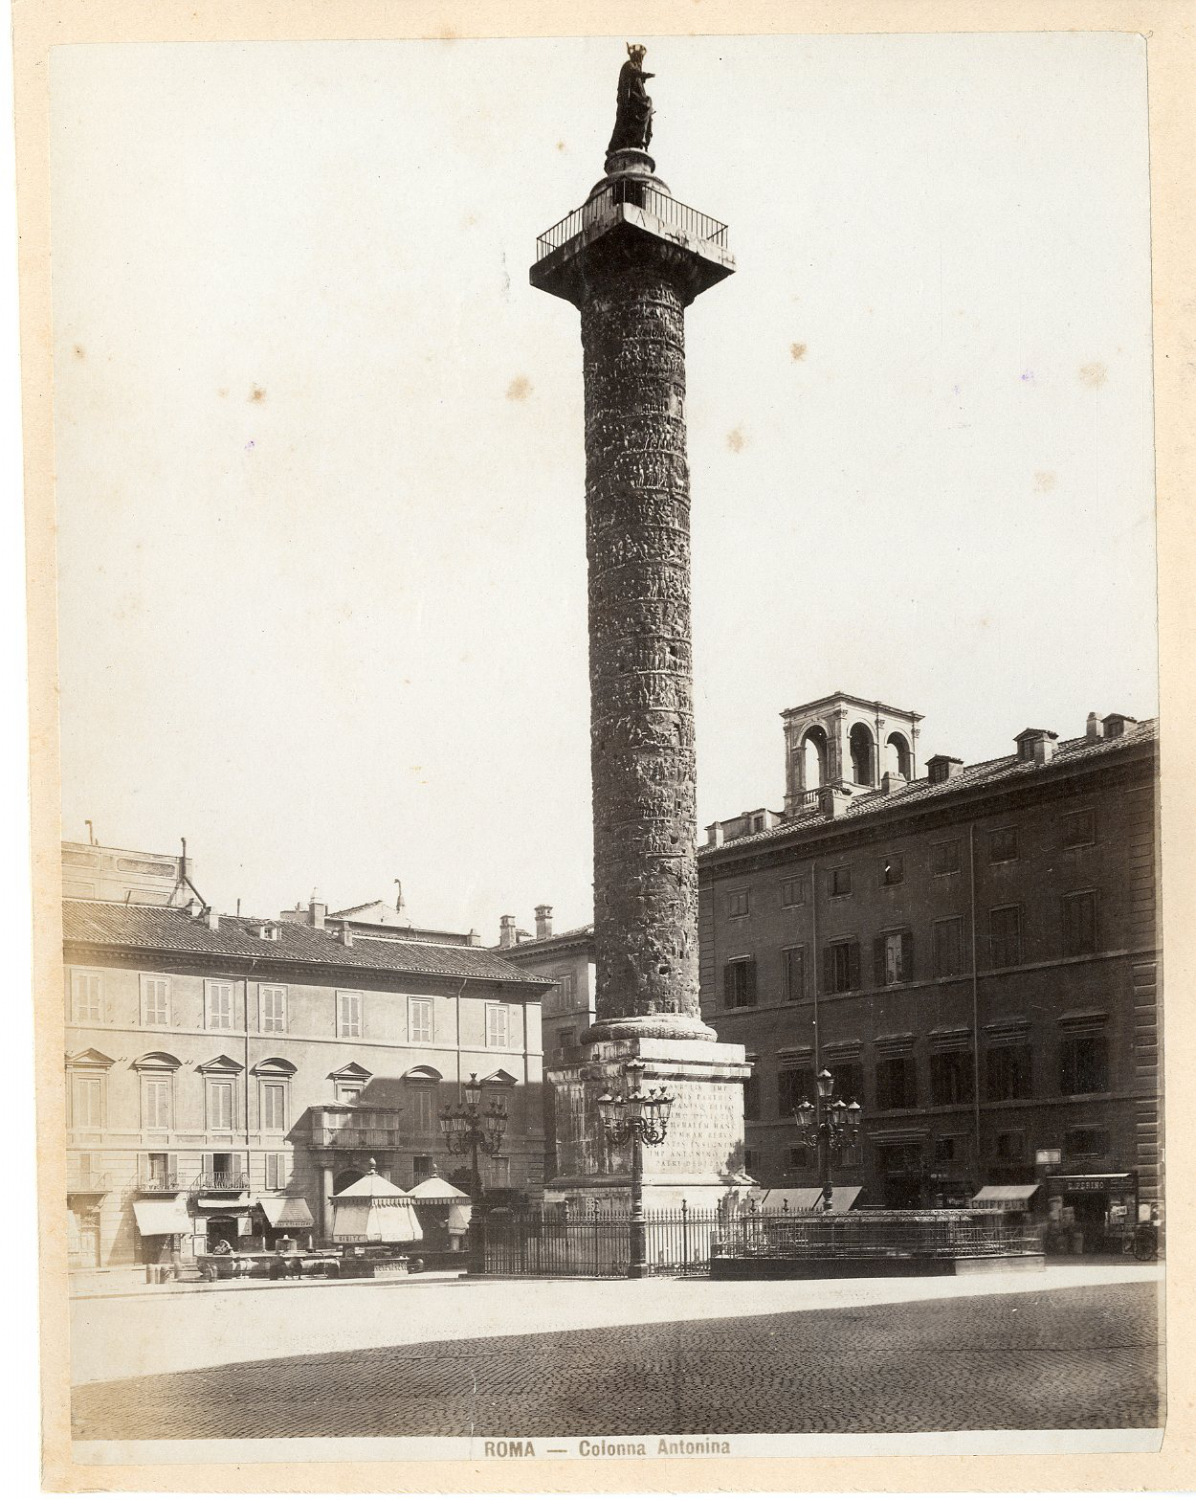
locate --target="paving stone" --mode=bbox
[72,1282,1160,1440]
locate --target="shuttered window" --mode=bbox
[485,1004,510,1048]
[260,986,287,1033]
[338,991,363,1038]
[71,971,103,1023]
[723,958,757,1008]
[989,906,1022,968]
[823,940,860,995]
[783,946,805,1001]
[261,1081,287,1131]
[141,976,171,1027]
[873,931,913,986]
[207,1079,234,1131]
[206,981,234,1030]
[932,917,964,978]
[1062,891,1098,957]
[72,1073,104,1129]
[141,1073,172,1130]
[409,997,434,1043]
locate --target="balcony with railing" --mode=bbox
[191,1171,250,1192]
[137,1175,182,1194]
[310,1104,404,1151]
[535,180,729,263]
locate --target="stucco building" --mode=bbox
[63,895,552,1269]
[698,691,1160,1237]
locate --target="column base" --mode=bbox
[545,1033,755,1207]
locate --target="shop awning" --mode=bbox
[132,1195,192,1236]
[257,1196,314,1229]
[971,1184,1040,1210]
[783,1185,863,1213]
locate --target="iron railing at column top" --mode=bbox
[536,182,729,260]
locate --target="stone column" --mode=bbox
[581,263,710,1042]
[531,135,752,1211]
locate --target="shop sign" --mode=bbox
[1051,1176,1124,1192]
[1035,1148,1061,1166]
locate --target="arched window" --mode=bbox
[800,727,828,791]
[886,732,912,779]
[849,723,876,786]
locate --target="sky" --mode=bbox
[49,33,1155,938]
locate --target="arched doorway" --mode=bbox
[333,1167,366,1196]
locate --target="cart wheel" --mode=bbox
[324,1260,340,1278]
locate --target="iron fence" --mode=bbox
[479,1203,1043,1278]
[536,182,729,260]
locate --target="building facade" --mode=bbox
[494,907,597,1183]
[61,838,194,905]
[63,897,552,1269]
[698,692,1160,1238]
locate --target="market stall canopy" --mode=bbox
[257,1196,314,1229]
[971,1184,1041,1210]
[408,1176,471,1204]
[330,1162,422,1244]
[132,1195,191,1236]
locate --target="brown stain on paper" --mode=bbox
[249,386,266,403]
[506,375,532,402]
[726,428,746,453]
[1078,361,1108,389]
[1034,471,1057,494]
[790,342,807,361]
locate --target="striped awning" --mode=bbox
[257,1196,314,1229]
[132,1195,191,1236]
[971,1184,1040,1210]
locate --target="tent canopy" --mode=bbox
[408,1175,471,1204]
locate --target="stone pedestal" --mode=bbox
[544,1036,752,1211]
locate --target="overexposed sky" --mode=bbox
[50,33,1155,936]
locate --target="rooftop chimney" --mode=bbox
[187,895,203,918]
[206,908,220,931]
[1086,712,1103,742]
[927,754,964,785]
[706,821,725,847]
[817,785,853,818]
[467,928,482,947]
[309,890,327,930]
[336,920,354,947]
[535,904,554,940]
[499,914,518,948]
[880,771,907,795]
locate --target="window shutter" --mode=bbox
[202,1153,214,1182]
[873,935,886,987]
[241,1152,250,1186]
[745,960,757,1006]
[901,931,914,982]
[167,1153,178,1182]
[847,941,861,992]
[723,963,734,1004]
[138,1152,149,1184]
[822,946,835,992]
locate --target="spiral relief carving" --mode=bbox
[580,265,704,1030]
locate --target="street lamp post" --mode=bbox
[793,1068,862,1212]
[596,1060,675,1279]
[439,1073,508,1274]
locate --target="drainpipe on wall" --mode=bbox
[810,859,820,1072]
[968,823,982,1190]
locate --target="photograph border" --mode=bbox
[16,0,1195,1491]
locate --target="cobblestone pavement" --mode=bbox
[73,1282,1159,1440]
